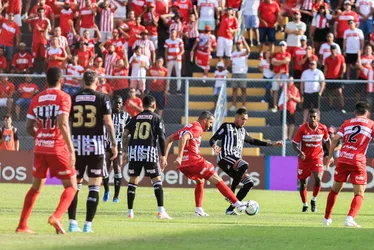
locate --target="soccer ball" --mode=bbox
[245,200,259,216]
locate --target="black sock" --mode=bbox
[68,183,81,220]
[86,185,100,222]
[127,183,137,209]
[103,177,110,193]
[114,174,122,199]
[230,178,241,193]
[153,181,164,207]
[236,177,254,201]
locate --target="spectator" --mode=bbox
[310,5,331,55]
[99,42,120,75]
[300,60,325,122]
[319,33,341,67]
[278,77,301,140]
[125,16,146,58]
[107,29,127,59]
[98,0,118,42]
[97,75,113,96]
[124,87,143,117]
[15,77,39,121]
[271,41,291,112]
[45,36,67,70]
[280,0,298,18]
[258,0,281,56]
[213,61,229,110]
[259,51,275,104]
[197,0,219,31]
[132,30,156,65]
[112,58,130,100]
[243,0,260,46]
[323,126,341,158]
[343,19,364,79]
[149,57,168,117]
[64,54,85,96]
[174,0,193,23]
[299,45,318,73]
[130,0,147,17]
[299,0,314,30]
[356,0,374,38]
[0,47,8,72]
[77,0,97,37]
[185,13,199,50]
[294,35,308,80]
[0,77,14,115]
[0,114,19,151]
[76,41,95,68]
[92,56,106,75]
[356,45,374,103]
[285,11,306,58]
[191,25,216,79]
[3,0,22,27]
[57,1,75,39]
[164,29,184,95]
[29,0,55,30]
[11,43,33,74]
[73,24,101,53]
[334,1,359,49]
[143,3,160,49]
[324,45,346,113]
[113,0,127,27]
[50,27,71,57]
[357,50,374,105]
[216,7,239,63]
[0,13,20,64]
[129,45,150,97]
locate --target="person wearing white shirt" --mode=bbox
[285,11,306,56]
[300,60,325,122]
[356,0,374,37]
[319,33,342,66]
[343,20,364,79]
[243,0,260,46]
[129,45,150,97]
[258,51,275,104]
[197,0,219,31]
[213,61,229,110]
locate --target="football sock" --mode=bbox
[114,173,122,198]
[194,182,204,207]
[228,177,254,211]
[325,189,338,219]
[86,185,100,222]
[158,206,165,213]
[311,196,317,201]
[230,178,241,193]
[312,185,321,198]
[18,187,39,228]
[216,180,238,204]
[347,194,364,218]
[68,183,82,220]
[153,181,164,207]
[53,186,76,219]
[300,189,307,203]
[127,183,137,209]
[103,177,110,193]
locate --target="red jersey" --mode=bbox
[335,11,359,38]
[107,37,127,59]
[172,121,204,167]
[196,33,216,54]
[293,122,329,167]
[258,1,280,28]
[112,67,129,90]
[324,54,345,79]
[359,54,374,79]
[0,55,7,70]
[76,50,93,68]
[273,51,291,74]
[128,24,146,47]
[337,117,374,168]
[93,66,106,75]
[30,4,54,19]
[226,0,242,9]
[12,52,34,71]
[279,84,300,115]
[6,0,22,14]
[77,37,96,53]
[131,0,146,16]
[30,18,50,44]
[18,83,39,99]
[59,8,75,34]
[0,17,20,47]
[294,46,307,71]
[0,82,15,97]
[125,97,143,117]
[26,89,71,154]
[155,0,168,15]
[143,12,160,36]
[97,82,113,95]
[45,46,67,68]
[80,6,96,28]
[217,16,239,40]
[149,66,168,91]
[174,0,193,22]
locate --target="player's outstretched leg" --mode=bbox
[323,181,343,226]
[226,175,254,215]
[68,183,82,232]
[127,182,137,218]
[84,185,100,232]
[344,184,365,227]
[299,179,308,212]
[311,172,322,213]
[16,185,41,234]
[152,178,172,220]
[194,179,209,216]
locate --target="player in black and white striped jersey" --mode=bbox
[209,108,283,215]
[102,95,131,203]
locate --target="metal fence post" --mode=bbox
[185,79,189,126]
[281,80,288,157]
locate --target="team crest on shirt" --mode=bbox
[298,169,303,175]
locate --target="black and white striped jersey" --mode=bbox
[105,110,131,151]
[70,89,112,156]
[126,110,166,163]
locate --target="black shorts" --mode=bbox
[325,79,343,90]
[128,161,161,179]
[150,91,166,110]
[345,53,358,64]
[280,110,295,125]
[313,28,329,43]
[303,92,320,109]
[335,38,344,50]
[301,13,313,25]
[76,155,106,179]
[217,155,248,179]
[355,77,367,93]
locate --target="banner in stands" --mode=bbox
[0,151,33,184]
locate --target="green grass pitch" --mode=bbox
[1,184,373,250]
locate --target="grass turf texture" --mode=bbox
[1,184,373,250]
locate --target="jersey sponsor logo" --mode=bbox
[76,95,96,102]
[38,94,57,102]
[340,152,355,159]
[58,170,72,175]
[36,132,55,138]
[137,114,153,120]
[298,169,303,175]
[90,169,102,175]
[355,175,365,181]
[35,139,55,147]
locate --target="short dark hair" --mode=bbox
[113,95,123,102]
[134,45,142,51]
[4,114,11,119]
[198,111,214,120]
[355,101,370,115]
[37,7,45,13]
[83,70,98,86]
[46,67,62,87]
[143,95,156,108]
[309,108,318,114]
[236,108,248,116]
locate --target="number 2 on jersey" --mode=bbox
[348,125,361,143]
[134,122,151,139]
[73,105,97,128]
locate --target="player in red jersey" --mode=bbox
[324,101,374,227]
[16,67,77,234]
[292,108,330,213]
[165,111,249,216]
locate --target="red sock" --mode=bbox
[348,194,364,218]
[18,188,40,228]
[313,185,321,197]
[195,182,204,207]
[53,186,77,219]
[216,181,238,204]
[299,189,307,203]
[324,190,338,219]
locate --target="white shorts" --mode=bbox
[0,98,11,107]
[216,37,233,57]
[7,14,21,27]
[80,28,95,38]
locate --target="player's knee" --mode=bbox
[153,180,163,190]
[88,185,100,193]
[114,173,123,179]
[241,176,254,191]
[128,183,137,194]
[236,160,249,176]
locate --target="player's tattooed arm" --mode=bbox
[26,118,37,137]
[174,132,192,166]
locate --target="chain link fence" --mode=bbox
[1,74,374,157]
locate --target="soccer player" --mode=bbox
[122,95,171,219]
[165,111,250,216]
[68,70,118,233]
[16,67,77,234]
[292,108,330,213]
[209,108,283,215]
[324,101,374,227]
[102,96,131,203]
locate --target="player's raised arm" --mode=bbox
[175,132,192,166]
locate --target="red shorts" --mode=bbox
[33,148,76,180]
[286,46,298,57]
[195,51,210,70]
[178,159,216,181]
[334,162,367,185]
[32,42,46,59]
[297,162,323,180]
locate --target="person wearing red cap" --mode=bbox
[92,56,105,75]
[98,0,118,42]
[143,2,160,49]
[217,7,239,63]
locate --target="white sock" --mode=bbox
[312,196,317,201]
[69,219,78,225]
[158,206,165,213]
[234,201,242,208]
[84,221,92,226]
[303,202,308,206]
[346,216,354,221]
[128,209,134,214]
[195,207,203,213]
